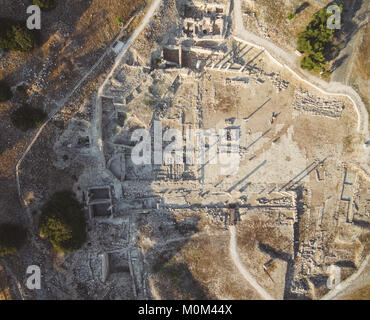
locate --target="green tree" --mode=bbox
[297,7,335,74]
[10,104,47,131]
[0,81,12,102]
[0,224,27,257]
[39,191,86,253]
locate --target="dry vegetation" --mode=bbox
[145,208,261,300]
[354,24,370,81]
[0,0,368,300]
[242,0,331,51]
[0,0,148,298]
[342,283,370,300]
[237,215,291,251]
[150,235,259,300]
[0,0,148,182]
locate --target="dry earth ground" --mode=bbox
[0,0,149,299]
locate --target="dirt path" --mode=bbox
[321,255,370,300]
[11,1,163,299]
[92,0,162,162]
[233,0,370,299]
[229,226,275,300]
[331,0,369,84]
[15,33,120,226]
[16,0,163,223]
[233,0,369,174]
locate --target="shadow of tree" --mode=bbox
[295,2,310,15]
[327,0,365,61]
[331,53,349,71]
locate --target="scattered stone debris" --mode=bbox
[293,89,345,118]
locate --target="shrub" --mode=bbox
[116,17,123,26]
[0,81,12,102]
[10,104,47,131]
[32,0,56,10]
[0,224,27,257]
[0,18,37,52]
[287,13,295,20]
[38,191,86,253]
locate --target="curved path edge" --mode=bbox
[321,255,370,300]
[229,226,275,300]
[233,0,369,174]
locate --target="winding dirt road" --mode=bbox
[231,0,370,300]
[233,0,369,174]
[92,0,162,164]
[13,0,369,300]
[229,226,275,300]
[321,255,370,300]
[16,0,163,218]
